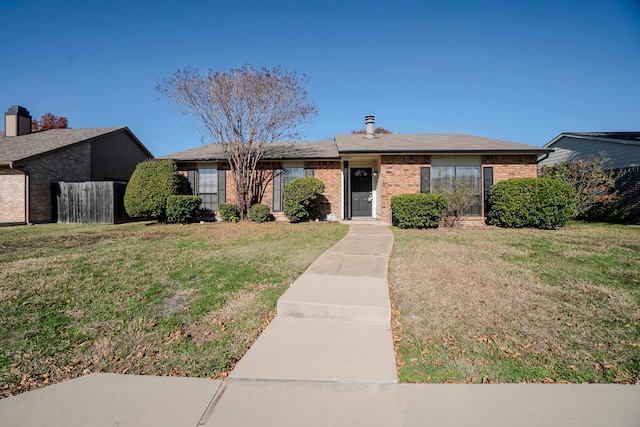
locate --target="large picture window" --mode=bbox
[198,168,218,212]
[431,166,482,216]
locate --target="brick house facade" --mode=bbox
[163,117,548,224]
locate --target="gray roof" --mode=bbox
[0,127,150,163]
[547,132,640,147]
[163,133,549,162]
[335,133,550,154]
[161,140,340,161]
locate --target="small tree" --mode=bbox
[157,64,319,219]
[439,181,477,227]
[124,160,180,220]
[541,153,616,218]
[283,177,324,222]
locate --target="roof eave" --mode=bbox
[338,149,551,155]
[546,133,640,148]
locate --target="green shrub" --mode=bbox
[166,195,202,224]
[390,193,447,229]
[124,160,180,220]
[581,195,631,223]
[487,178,576,229]
[283,177,325,222]
[248,203,272,223]
[218,203,240,223]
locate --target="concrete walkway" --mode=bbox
[1,224,639,426]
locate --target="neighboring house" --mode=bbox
[539,132,640,222]
[162,116,549,224]
[0,106,153,224]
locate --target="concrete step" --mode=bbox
[229,316,397,383]
[277,274,391,323]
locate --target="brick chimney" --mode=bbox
[364,115,375,138]
[4,106,32,137]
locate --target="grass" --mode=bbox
[390,222,640,384]
[0,221,347,398]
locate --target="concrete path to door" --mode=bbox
[1,223,639,426]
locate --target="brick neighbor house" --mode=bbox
[162,115,550,224]
[0,106,153,224]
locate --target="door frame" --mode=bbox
[349,166,374,217]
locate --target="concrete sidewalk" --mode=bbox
[228,224,397,383]
[2,224,639,427]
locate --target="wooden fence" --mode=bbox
[52,181,129,224]
[614,166,640,224]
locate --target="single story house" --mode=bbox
[0,106,153,224]
[162,116,550,224]
[538,132,640,222]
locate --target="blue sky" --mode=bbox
[1,0,638,156]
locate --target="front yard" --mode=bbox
[0,221,347,398]
[2,220,638,398]
[391,222,640,384]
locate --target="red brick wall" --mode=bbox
[0,169,27,223]
[23,144,92,222]
[176,160,342,221]
[306,160,342,220]
[483,155,538,183]
[380,155,431,223]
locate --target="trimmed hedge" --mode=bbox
[283,177,325,222]
[390,193,447,228]
[248,203,272,223]
[124,160,180,220]
[486,178,576,229]
[166,195,201,224]
[218,203,240,222]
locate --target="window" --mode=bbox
[420,167,431,193]
[483,167,493,215]
[198,168,218,212]
[273,167,304,212]
[432,166,482,216]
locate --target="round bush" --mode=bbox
[390,193,447,228]
[248,203,272,223]
[487,178,576,229]
[124,160,179,220]
[166,195,202,224]
[283,177,325,222]
[218,203,240,222]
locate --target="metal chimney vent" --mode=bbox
[364,115,375,138]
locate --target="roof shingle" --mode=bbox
[161,140,340,161]
[334,133,550,154]
[0,127,128,163]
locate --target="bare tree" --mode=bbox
[157,65,318,218]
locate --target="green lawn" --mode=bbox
[390,222,640,384]
[0,221,347,398]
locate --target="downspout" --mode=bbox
[537,152,550,177]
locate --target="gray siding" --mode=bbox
[90,131,151,181]
[539,136,640,170]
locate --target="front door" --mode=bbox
[351,168,373,217]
